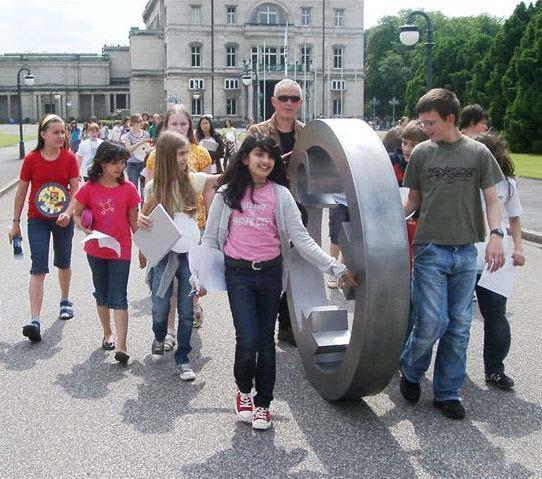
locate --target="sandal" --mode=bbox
[102,337,115,351]
[114,351,130,365]
[59,300,74,320]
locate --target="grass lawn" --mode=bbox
[0,132,34,148]
[511,153,542,180]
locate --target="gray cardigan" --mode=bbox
[201,182,346,289]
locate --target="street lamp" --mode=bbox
[241,61,252,121]
[399,10,434,90]
[388,96,400,126]
[370,96,379,127]
[17,68,35,159]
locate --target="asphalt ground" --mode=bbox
[0,185,541,478]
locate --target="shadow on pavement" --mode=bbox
[0,319,66,371]
[55,348,128,399]
[120,331,211,434]
[180,424,327,478]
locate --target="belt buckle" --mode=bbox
[251,261,262,271]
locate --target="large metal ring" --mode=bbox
[287,119,410,400]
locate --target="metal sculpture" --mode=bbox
[287,119,411,400]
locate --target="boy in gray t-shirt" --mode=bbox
[399,89,505,420]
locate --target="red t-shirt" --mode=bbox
[75,181,141,260]
[20,149,79,220]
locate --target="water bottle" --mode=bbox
[12,236,23,256]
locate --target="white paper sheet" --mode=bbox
[478,260,517,298]
[188,245,226,292]
[172,212,201,253]
[82,230,121,258]
[133,204,182,268]
[400,187,415,220]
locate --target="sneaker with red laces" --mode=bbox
[252,407,272,430]
[235,391,254,422]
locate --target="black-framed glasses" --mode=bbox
[276,95,301,103]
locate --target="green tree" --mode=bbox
[504,2,542,152]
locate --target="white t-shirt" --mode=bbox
[476,177,523,270]
[110,126,123,142]
[77,138,104,177]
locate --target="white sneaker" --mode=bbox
[326,277,338,289]
[252,407,272,430]
[179,363,196,381]
[164,333,176,352]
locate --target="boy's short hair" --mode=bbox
[89,122,100,132]
[416,88,461,125]
[130,114,142,124]
[459,104,488,130]
[402,120,429,143]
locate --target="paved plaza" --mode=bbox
[1,181,541,478]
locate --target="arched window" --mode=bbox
[250,3,288,25]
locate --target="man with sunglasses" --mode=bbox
[248,79,304,346]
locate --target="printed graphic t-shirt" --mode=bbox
[224,182,281,262]
[75,181,141,260]
[403,135,504,245]
[20,149,80,220]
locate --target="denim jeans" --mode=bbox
[27,218,74,275]
[126,162,144,193]
[150,253,193,365]
[475,275,510,376]
[225,263,282,408]
[87,255,131,309]
[401,243,477,401]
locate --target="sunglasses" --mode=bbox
[276,95,301,103]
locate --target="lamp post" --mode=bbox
[388,96,400,126]
[399,10,434,90]
[241,61,252,121]
[17,68,35,159]
[370,96,379,128]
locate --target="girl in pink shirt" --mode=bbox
[72,141,140,365]
[202,135,358,430]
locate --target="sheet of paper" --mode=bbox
[201,138,218,152]
[133,204,182,268]
[399,187,415,220]
[478,260,517,298]
[172,212,201,253]
[188,245,226,292]
[82,230,121,258]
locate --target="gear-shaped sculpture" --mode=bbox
[287,119,411,400]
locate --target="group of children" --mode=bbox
[8,88,524,429]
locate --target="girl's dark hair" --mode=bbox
[87,141,129,183]
[217,134,288,211]
[223,119,232,128]
[34,114,64,151]
[196,115,217,141]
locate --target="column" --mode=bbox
[105,93,111,115]
[91,94,95,118]
[7,95,12,119]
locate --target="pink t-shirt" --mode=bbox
[224,182,281,262]
[75,181,141,260]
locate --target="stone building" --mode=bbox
[0,46,130,122]
[0,0,364,122]
[131,0,365,121]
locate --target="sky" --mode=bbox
[0,0,525,54]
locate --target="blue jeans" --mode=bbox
[27,218,74,275]
[225,263,282,408]
[87,255,131,309]
[150,253,193,365]
[401,243,477,401]
[126,162,144,192]
[475,275,510,376]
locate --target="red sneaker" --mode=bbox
[235,391,253,422]
[252,407,272,430]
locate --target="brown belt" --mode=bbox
[225,255,282,271]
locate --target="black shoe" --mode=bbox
[114,351,130,365]
[400,374,420,403]
[102,337,116,351]
[433,399,466,419]
[22,321,41,342]
[486,372,515,390]
[278,328,296,347]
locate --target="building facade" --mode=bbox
[0,47,130,122]
[131,0,365,122]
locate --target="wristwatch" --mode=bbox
[490,228,504,238]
